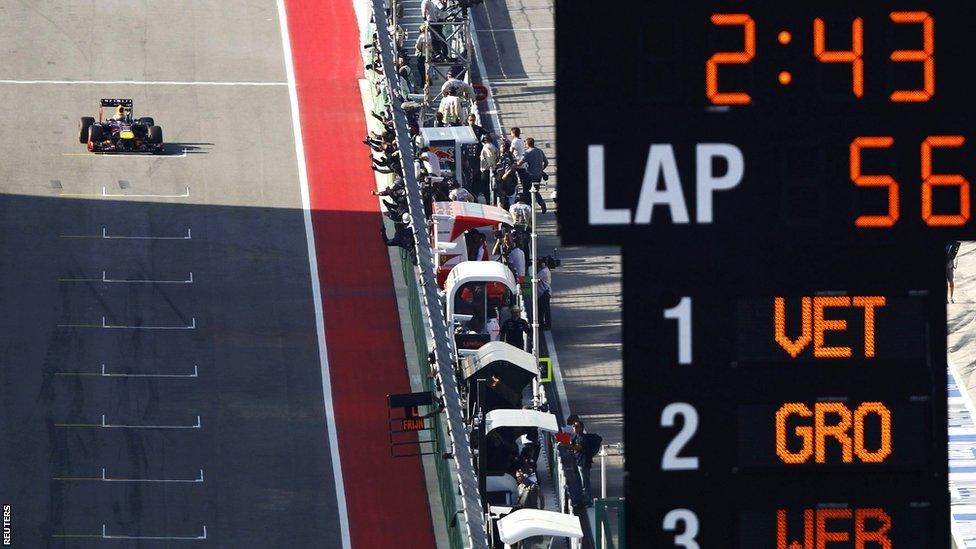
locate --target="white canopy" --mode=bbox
[485,409,559,435]
[445,261,517,300]
[461,341,537,379]
[496,509,584,544]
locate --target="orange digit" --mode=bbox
[850,137,898,227]
[890,12,935,102]
[921,136,970,226]
[814,17,864,98]
[706,14,755,105]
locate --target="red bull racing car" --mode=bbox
[79,99,164,153]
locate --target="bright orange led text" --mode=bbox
[775,402,892,464]
[777,507,892,548]
[774,296,885,358]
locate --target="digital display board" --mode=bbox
[557,2,976,246]
[554,1,968,546]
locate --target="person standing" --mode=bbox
[537,258,552,329]
[495,140,519,209]
[509,127,525,164]
[421,0,447,60]
[466,114,486,141]
[520,138,549,213]
[506,237,526,283]
[514,468,543,510]
[948,240,961,303]
[570,419,601,505]
[486,309,501,342]
[414,24,429,87]
[500,306,531,351]
[478,135,497,204]
[438,88,463,125]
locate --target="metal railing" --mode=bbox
[366,2,488,547]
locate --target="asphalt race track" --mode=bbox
[0,2,369,546]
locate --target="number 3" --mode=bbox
[663,509,700,548]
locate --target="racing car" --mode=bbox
[79,99,163,153]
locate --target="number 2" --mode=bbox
[662,403,699,470]
[663,509,700,548]
[706,14,755,105]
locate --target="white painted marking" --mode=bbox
[102,185,191,198]
[276,2,350,547]
[59,227,191,240]
[59,271,193,284]
[62,149,187,158]
[54,468,204,483]
[100,524,208,540]
[55,364,198,378]
[0,78,284,86]
[56,317,196,330]
[53,414,200,429]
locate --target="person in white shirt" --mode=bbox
[509,127,530,199]
[537,259,552,329]
[421,0,444,22]
[478,136,497,204]
[419,147,441,176]
[414,23,429,80]
[509,127,525,163]
[486,312,500,342]
[441,75,474,101]
[509,198,532,227]
[421,0,448,60]
[438,89,463,125]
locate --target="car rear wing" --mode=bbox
[100,98,133,107]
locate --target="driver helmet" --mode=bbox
[115,105,126,118]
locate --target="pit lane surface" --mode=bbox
[0,2,345,546]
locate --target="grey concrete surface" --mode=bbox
[0,2,342,547]
[950,242,976,392]
[469,0,625,498]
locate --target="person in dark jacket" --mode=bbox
[570,419,600,505]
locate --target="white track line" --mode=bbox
[276,2,350,548]
[0,79,285,86]
[62,149,187,158]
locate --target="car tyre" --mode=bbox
[138,117,155,127]
[88,124,104,143]
[79,117,95,143]
[148,126,163,144]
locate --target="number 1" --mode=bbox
[664,297,692,365]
